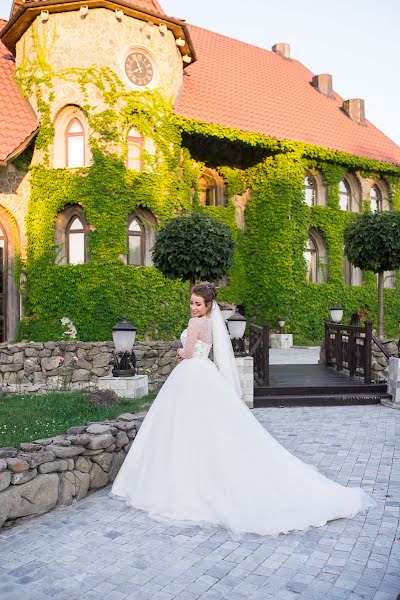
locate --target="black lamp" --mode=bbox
[227,313,247,356]
[112,316,137,377]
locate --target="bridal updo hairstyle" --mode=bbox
[191,282,217,311]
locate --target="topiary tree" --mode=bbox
[344,211,400,338]
[152,211,235,287]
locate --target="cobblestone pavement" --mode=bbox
[0,405,399,600]
[269,346,320,364]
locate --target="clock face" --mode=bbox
[125,52,154,86]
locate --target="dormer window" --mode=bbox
[66,118,85,168]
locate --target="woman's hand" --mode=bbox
[176,353,184,363]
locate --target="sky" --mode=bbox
[1,0,400,145]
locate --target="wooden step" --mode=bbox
[254,384,387,396]
[254,393,391,408]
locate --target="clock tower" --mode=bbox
[1,0,196,150]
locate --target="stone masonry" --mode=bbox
[0,410,147,529]
[0,339,181,394]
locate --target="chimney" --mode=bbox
[312,74,333,97]
[272,43,290,59]
[342,99,365,125]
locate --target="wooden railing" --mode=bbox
[324,319,372,383]
[249,320,270,386]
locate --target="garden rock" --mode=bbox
[0,474,59,527]
[92,452,113,472]
[74,471,90,500]
[19,450,55,468]
[39,460,69,473]
[6,458,30,473]
[89,463,109,489]
[59,471,76,505]
[0,448,18,459]
[0,470,11,492]
[49,445,85,458]
[109,450,126,482]
[84,389,120,407]
[86,433,114,450]
[11,468,38,485]
[86,424,111,435]
[74,456,92,473]
[115,431,129,448]
[0,458,7,472]
[41,356,62,371]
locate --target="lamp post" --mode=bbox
[278,318,286,334]
[329,304,344,324]
[227,313,247,356]
[112,316,137,377]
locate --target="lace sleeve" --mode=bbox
[178,318,202,359]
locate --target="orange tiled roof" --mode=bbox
[1,16,400,166]
[0,19,38,163]
[176,25,400,165]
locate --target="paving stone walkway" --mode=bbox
[0,405,399,600]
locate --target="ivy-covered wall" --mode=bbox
[10,25,400,344]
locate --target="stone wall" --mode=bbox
[371,339,399,382]
[0,340,181,394]
[0,411,146,529]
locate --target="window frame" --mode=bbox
[127,128,145,172]
[65,214,88,265]
[304,174,317,207]
[128,216,145,266]
[65,117,85,169]
[304,229,329,283]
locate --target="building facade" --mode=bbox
[1,0,400,343]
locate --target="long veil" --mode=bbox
[211,301,242,400]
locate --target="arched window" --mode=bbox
[198,169,226,207]
[199,172,217,206]
[127,128,144,171]
[303,230,329,283]
[343,256,363,286]
[66,118,85,168]
[370,185,382,212]
[66,215,87,264]
[384,271,395,289]
[304,175,317,207]
[128,217,145,266]
[339,179,351,211]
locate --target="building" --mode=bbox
[1,0,400,343]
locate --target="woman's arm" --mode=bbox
[177,317,201,359]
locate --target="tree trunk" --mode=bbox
[377,270,384,339]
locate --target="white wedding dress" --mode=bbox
[111,310,375,538]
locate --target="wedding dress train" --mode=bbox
[111,310,375,538]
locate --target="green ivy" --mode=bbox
[13,24,400,343]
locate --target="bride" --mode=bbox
[111,282,375,538]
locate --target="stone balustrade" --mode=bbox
[0,411,147,529]
[0,340,181,394]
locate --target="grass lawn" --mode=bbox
[0,391,156,448]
